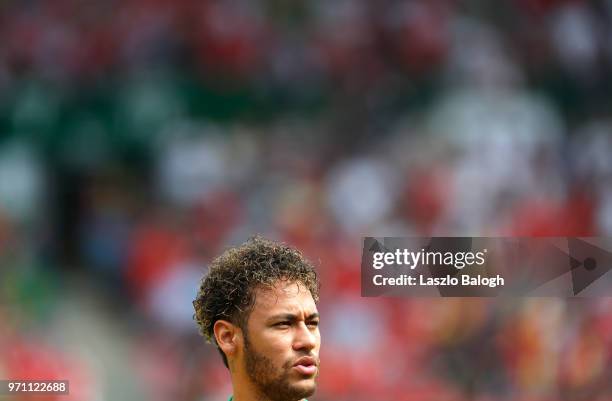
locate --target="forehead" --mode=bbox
[250,281,317,318]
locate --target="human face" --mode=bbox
[241,281,320,401]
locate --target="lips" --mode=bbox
[293,356,318,376]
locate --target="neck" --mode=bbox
[230,367,269,401]
[233,395,305,401]
[232,386,268,401]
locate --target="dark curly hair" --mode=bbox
[193,236,319,367]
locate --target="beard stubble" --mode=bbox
[243,335,317,401]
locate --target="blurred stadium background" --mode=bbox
[1,0,612,400]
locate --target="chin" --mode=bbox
[290,380,317,398]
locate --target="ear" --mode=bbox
[213,320,242,362]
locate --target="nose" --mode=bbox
[292,322,318,352]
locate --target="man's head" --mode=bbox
[193,236,320,401]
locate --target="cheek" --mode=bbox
[265,335,296,368]
[260,331,294,354]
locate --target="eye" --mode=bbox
[307,320,319,328]
[275,321,291,328]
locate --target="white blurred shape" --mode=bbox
[323,296,386,349]
[572,121,612,178]
[0,141,44,221]
[148,263,204,333]
[551,4,598,73]
[446,18,522,88]
[326,157,397,233]
[428,86,564,232]
[598,188,612,236]
[157,124,228,206]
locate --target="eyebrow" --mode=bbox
[267,313,320,323]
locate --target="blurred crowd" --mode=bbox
[1,0,612,400]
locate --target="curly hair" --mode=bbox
[193,236,319,367]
